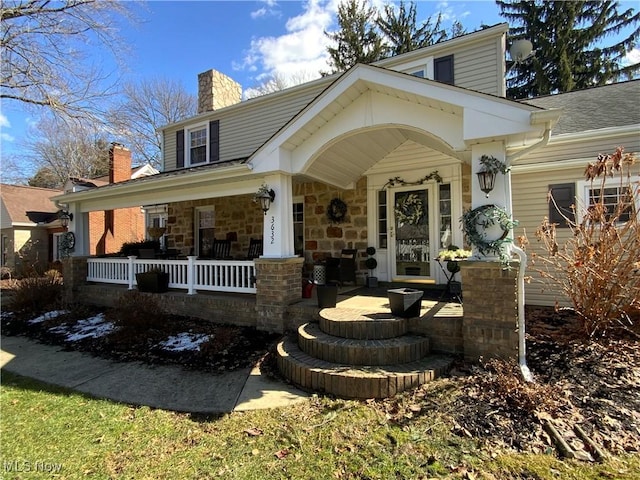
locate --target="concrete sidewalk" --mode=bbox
[0,335,309,414]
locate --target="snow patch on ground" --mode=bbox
[49,313,115,341]
[28,310,70,324]
[157,333,210,352]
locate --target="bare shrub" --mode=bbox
[106,291,168,347]
[7,274,64,316]
[526,147,639,338]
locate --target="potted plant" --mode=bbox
[365,246,378,288]
[136,267,170,293]
[317,282,338,308]
[387,288,423,318]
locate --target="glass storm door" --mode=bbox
[391,189,431,279]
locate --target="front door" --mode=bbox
[390,188,432,280]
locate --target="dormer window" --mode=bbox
[176,120,220,168]
[189,126,207,165]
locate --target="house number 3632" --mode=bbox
[270,216,276,245]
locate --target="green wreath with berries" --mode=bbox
[461,204,517,267]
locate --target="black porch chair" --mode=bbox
[326,249,358,285]
[246,238,263,259]
[211,239,232,259]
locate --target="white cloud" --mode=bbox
[0,113,14,143]
[251,0,282,20]
[237,0,341,88]
[625,47,640,65]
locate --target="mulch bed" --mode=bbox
[2,279,638,456]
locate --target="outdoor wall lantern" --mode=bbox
[255,185,276,215]
[476,169,496,197]
[58,210,73,228]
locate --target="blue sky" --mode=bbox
[1,0,638,177]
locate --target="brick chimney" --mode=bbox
[197,69,242,114]
[109,143,131,184]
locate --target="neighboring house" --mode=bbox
[0,144,160,276]
[63,144,160,255]
[0,184,63,275]
[53,22,637,319]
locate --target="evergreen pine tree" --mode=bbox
[325,0,387,74]
[498,0,640,98]
[377,1,447,55]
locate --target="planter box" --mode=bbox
[387,288,423,318]
[366,276,378,288]
[136,271,169,293]
[317,284,338,308]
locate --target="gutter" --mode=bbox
[507,109,561,165]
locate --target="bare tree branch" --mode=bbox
[1,0,136,121]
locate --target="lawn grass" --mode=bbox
[1,371,638,479]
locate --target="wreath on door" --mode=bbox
[394,193,425,225]
[327,198,348,224]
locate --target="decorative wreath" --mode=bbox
[59,231,76,258]
[394,193,425,226]
[327,198,348,224]
[461,204,518,267]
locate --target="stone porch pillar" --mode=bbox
[62,256,89,304]
[254,257,304,332]
[460,260,519,361]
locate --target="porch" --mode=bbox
[74,278,465,355]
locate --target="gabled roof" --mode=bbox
[1,184,62,226]
[524,80,640,135]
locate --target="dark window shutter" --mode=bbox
[434,55,454,85]
[549,183,575,227]
[209,120,220,163]
[176,129,185,168]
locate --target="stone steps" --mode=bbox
[298,322,430,365]
[277,337,452,399]
[319,307,408,339]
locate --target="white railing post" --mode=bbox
[127,256,136,290]
[187,255,197,295]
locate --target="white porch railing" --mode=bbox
[86,256,257,294]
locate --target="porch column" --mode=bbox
[462,142,518,362]
[261,173,295,258]
[67,205,90,257]
[470,142,511,260]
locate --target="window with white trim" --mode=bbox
[195,206,216,258]
[578,177,639,223]
[188,126,208,165]
[293,201,304,256]
[53,232,64,261]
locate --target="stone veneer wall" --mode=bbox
[460,261,519,361]
[166,194,264,257]
[293,177,369,279]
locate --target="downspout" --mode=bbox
[511,245,533,382]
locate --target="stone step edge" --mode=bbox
[277,338,452,399]
[318,310,408,340]
[298,323,430,366]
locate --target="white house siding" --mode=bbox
[512,133,640,306]
[447,39,503,96]
[162,85,327,171]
